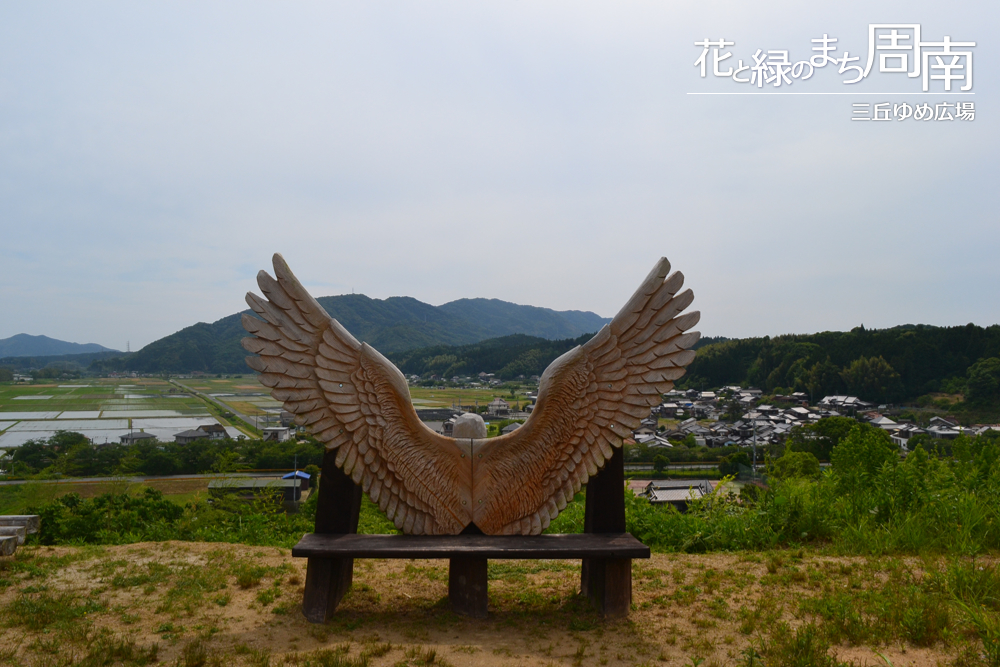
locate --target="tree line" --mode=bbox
[679,323,1000,406]
[4,431,325,478]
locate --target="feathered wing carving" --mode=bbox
[471,257,700,534]
[241,254,473,535]
[242,254,699,536]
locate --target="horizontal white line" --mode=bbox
[687,92,976,95]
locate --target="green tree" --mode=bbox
[769,450,821,481]
[840,355,900,403]
[10,439,54,474]
[805,358,842,401]
[653,455,669,472]
[830,424,898,493]
[785,416,856,460]
[966,357,1000,406]
[719,451,750,476]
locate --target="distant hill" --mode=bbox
[0,334,117,358]
[90,294,610,374]
[438,299,609,340]
[387,333,726,382]
[389,333,595,380]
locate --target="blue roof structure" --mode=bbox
[282,470,311,480]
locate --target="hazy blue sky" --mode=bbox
[1,1,996,350]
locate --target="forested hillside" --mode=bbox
[389,334,729,380]
[388,333,594,379]
[88,293,609,374]
[438,299,608,340]
[680,324,1000,405]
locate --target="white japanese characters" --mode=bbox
[851,101,975,121]
[695,24,975,90]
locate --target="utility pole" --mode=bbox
[293,452,299,502]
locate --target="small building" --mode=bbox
[261,427,292,442]
[869,416,898,430]
[281,470,311,492]
[173,424,228,444]
[208,477,306,503]
[198,424,228,440]
[174,429,209,445]
[643,479,714,512]
[501,422,522,435]
[120,431,157,445]
[487,398,510,417]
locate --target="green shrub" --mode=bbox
[769,451,821,481]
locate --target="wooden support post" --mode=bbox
[581,446,632,617]
[448,556,489,618]
[302,448,363,623]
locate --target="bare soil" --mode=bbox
[0,543,968,666]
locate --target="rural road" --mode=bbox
[169,379,274,435]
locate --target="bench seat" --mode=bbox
[292,532,650,560]
[293,531,648,621]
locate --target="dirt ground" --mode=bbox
[0,542,975,667]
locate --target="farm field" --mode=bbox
[0,374,544,449]
[174,377,284,418]
[0,543,975,667]
[407,387,531,411]
[0,379,208,415]
[173,375,532,413]
[0,379,235,448]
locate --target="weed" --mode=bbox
[761,623,846,667]
[257,583,281,605]
[361,642,392,658]
[301,647,369,667]
[2,591,106,631]
[401,646,451,666]
[182,639,208,667]
[955,599,1000,667]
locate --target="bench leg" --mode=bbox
[449,557,488,618]
[302,448,363,623]
[582,558,632,618]
[303,557,354,623]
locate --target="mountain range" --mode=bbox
[88,294,611,374]
[0,334,117,358]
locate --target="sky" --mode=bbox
[1,1,997,350]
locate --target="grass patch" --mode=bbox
[2,591,106,631]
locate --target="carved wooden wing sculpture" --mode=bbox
[242,254,700,535]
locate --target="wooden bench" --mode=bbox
[293,448,646,621]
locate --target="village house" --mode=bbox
[173,423,229,445]
[487,398,510,417]
[120,431,157,445]
[261,426,292,442]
